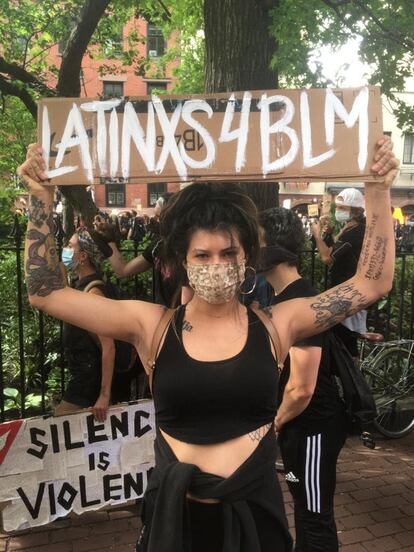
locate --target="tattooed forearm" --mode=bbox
[28,196,50,228]
[310,283,370,330]
[359,214,378,269]
[182,320,193,332]
[26,195,64,297]
[364,237,388,280]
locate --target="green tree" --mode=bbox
[0,0,147,226]
[0,0,413,214]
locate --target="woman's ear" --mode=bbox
[79,251,88,264]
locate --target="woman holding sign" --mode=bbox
[19,137,397,552]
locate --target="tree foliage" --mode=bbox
[0,0,413,216]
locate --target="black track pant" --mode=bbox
[278,414,347,552]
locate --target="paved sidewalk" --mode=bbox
[1,433,413,551]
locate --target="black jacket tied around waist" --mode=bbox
[137,425,292,552]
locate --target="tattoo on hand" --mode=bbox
[310,283,370,330]
[182,320,193,332]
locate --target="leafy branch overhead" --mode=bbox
[0,0,413,193]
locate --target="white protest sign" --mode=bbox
[0,401,155,531]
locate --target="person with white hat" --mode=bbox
[311,188,367,358]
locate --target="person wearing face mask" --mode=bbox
[311,188,367,357]
[56,228,115,422]
[20,136,397,552]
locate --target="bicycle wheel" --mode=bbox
[365,346,414,438]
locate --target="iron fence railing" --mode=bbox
[1,217,413,421]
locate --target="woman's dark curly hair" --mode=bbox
[159,182,259,281]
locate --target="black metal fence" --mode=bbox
[1,217,413,422]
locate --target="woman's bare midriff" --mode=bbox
[160,423,273,504]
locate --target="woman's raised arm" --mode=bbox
[18,145,163,345]
[270,137,399,354]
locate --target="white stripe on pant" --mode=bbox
[305,434,321,513]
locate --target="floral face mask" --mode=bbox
[186,261,246,304]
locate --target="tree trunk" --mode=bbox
[204,0,279,211]
[55,0,110,227]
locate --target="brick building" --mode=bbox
[48,16,181,213]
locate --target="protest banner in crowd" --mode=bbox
[0,401,155,531]
[38,86,383,186]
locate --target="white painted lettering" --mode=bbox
[259,94,299,175]
[54,103,93,182]
[324,87,369,171]
[179,100,215,169]
[42,106,78,179]
[300,92,335,168]
[218,92,252,172]
[109,108,119,177]
[153,96,187,178]
[81,100,121,176]
[121,101,155,179]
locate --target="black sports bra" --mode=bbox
[153,306,279,445]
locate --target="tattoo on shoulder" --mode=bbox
[182,320,193,332]
[261,306,273,319]
[310,283,370,330]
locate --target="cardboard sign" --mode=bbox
[307,204,319,217]
[37,86,383,186]
[0,401,155,531]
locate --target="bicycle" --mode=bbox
[359,334,414,439]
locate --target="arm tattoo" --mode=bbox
[261,306,273,319]
[364,237,388,280]
[25,196,64,297]
[182,320,193,332]
[248,423,272,442]
[28,196,50,228]
[310,283,370,330]
[359,214,377,269]
[357,214,387,279]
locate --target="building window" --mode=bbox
[102,25,123,57]
[403,134,414,164]
[106,183,125,207]
[147,24,165,58]
[148,182,167,206]
[147,82,167,95]
[103,81,124,98]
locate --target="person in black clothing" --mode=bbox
[21,137,397,552]
[311,188,367,357]
[92,193,180,307]
[259,207,347,552]
[57,228,115,422]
